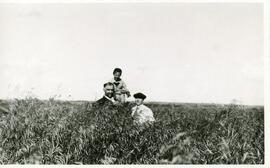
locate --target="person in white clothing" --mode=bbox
[109,68,131,103]
[131,92,155,125]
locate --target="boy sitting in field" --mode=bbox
[109,68,131,103]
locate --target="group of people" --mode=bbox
[95,68,155,125]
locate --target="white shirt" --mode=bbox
[104,95,115,103]
[131,104,155,124]
[109,78,129,93]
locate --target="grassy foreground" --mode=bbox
[0,98,264,164]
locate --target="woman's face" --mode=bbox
[135,98,144,106]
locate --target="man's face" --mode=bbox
[113,72,121,81]
[135,98,144,106]
[104,85,114,98]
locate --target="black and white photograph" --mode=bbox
[0,1,268,166]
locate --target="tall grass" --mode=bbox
[0,98,264,164]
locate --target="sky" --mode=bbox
[0,3,264,105]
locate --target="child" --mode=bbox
[109,68,131,103]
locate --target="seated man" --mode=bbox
[95,82,115,107]
[131,92,155,125]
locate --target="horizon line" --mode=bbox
[0,98,264,107]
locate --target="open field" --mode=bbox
[0,98,264,164]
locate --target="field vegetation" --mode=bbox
[0,98,264,164]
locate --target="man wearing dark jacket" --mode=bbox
[95,82,115,108]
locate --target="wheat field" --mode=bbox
[0,98,264,164]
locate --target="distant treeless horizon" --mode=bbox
[0,3,264,105]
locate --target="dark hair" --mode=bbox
[103,82,114,88]
[113,68,122,75]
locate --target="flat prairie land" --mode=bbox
[0,98,264,164]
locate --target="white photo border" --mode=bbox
[0,0,268,168]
